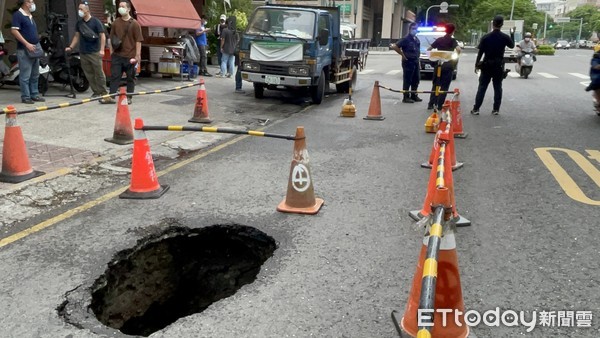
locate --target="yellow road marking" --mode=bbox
[535,147,600,206]
[0,108,308,248]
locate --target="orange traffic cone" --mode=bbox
[409,132,445,221]
[392,217,469,338]
[119,118,170,199]
[421,107,463,171]
[104,87,134,145]
[277,126,324,214]
[0,106,44,183]
[188,79,212,123]
[450,88,468,139]
[364,81,385,120]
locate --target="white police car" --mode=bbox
[416,26,460,80]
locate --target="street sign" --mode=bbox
[338,4,351,14]
[532,23,538,29]
[555,17,571,23]
[440,1,449,13]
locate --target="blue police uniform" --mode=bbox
[395,34,421,101]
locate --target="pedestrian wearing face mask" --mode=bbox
[107,0,143,105]
[66,1,108,102]
[214,14,227,75]
[390,23,423,103]
[11,0,45,104]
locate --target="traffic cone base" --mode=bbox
[104,136,134,145]
[120,184,170,199]
[340,98,356,117]
[0,170,44,184]
[409,210,471,227]
[454,132,468,139]
[277,197,324,215]
[408,210,425,222]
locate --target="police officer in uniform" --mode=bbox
[427,23,461,110]
[391,23,423,103]
[471,15,514,115]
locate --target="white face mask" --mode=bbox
[30,3,36,12]
[78,10,85,18]
[118,7,128,16]
[524,38,530,42]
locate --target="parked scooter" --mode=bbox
[515,51,535,79]
[0,39,51,92]
[39,13,89,96]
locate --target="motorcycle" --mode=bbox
[39,13,89,96]
[0,39,51,92]
[515,51,535,79]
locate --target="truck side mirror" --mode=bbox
[318,28,329,46]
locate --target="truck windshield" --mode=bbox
[247,9,315,40]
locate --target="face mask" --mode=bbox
[118,7,128,16]
[409,30,417,36]
[30,3,36,12]
[524,38,530,42]
[78,10,85,18]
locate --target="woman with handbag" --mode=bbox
[11,0,45,104]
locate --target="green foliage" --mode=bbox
[537,44,555,55]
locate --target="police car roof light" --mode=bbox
[417,26,446,33]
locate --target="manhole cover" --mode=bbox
[88,224,276,336]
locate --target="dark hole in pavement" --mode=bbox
[90,225,276,336]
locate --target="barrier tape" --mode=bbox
[435,143,447,189]
[416,206,444,338]
[1,82,201,115]
[376,83,452,95]
[140,125,299,141]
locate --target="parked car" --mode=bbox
[554,40,570,50]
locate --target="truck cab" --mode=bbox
[239,5,369,104]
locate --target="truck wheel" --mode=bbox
[311,71,325,104]
[254,83,264,99]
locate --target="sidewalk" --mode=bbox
[0,65,306,226]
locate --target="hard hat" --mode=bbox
[525,32,532,38]
[220,14,227,21]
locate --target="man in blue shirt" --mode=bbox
[391,23,423,103]
[195,15,212,77]
[11,0,45,104]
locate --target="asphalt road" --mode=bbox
[0,50,599,338]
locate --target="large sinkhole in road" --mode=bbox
[90,225,276,336]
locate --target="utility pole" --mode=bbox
[543,12,547,41]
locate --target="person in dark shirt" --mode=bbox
[427,23,461,111]
[65,1,108,101]
[586,45,600,114]
[471,15,514,115]
[390,23,423,103]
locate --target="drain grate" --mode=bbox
[89,224,276,336]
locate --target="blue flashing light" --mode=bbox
[417,26,446,33]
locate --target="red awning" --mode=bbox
[130,0,201,30]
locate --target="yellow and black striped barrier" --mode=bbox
[416,206,444,338]
[139,124,299,141]
[376,83,453,95]
[1,82,200,116]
